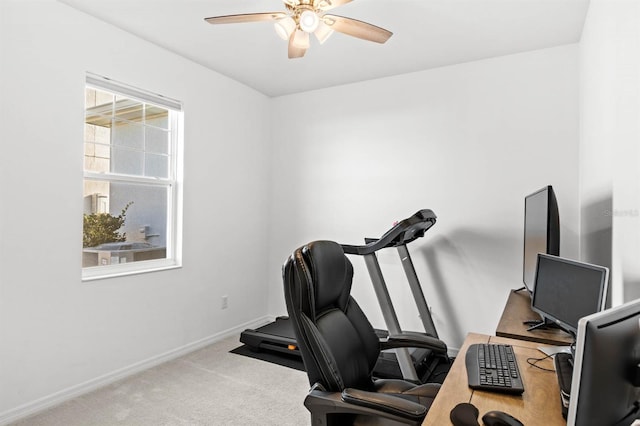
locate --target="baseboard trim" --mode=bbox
[0,316,271,426]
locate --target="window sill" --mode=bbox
[82,259,182,282]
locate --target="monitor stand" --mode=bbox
[524,318,560,332]
[538,345,572,357]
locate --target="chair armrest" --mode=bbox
[341,388,426,420]
[381,332,448,355]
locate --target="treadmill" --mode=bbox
[240,315,299,357]
[239,209,447,382]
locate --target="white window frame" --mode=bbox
[82,73,183,281]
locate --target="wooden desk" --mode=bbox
[423,333,566,426]
[496,290,574,346]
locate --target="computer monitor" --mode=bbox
[530,254,608,335]
[523,185,560,293]
[568,298,640,426]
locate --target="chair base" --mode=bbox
[311,412,410,426]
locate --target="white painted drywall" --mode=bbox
[268,45,580,351]
[0,0,271,420]
[579,0,640,306]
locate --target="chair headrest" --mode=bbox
[304,240,353,313]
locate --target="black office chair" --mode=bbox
[283,240,449,426]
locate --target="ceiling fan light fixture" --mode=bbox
[204,0,392,59]
[299,10,320,32]
[292,29,310,49]
[314,21,334,44]
[274,16,296,40]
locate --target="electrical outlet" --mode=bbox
[221,295,228,310]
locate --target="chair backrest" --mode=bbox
[283,240,381,392]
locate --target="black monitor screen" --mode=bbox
[531,254,608,335]
[568,299,640,426]
[523,186,560,293]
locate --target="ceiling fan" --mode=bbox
[204,0,392,59]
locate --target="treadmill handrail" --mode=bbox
[341,209,436,255]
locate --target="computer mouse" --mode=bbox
[450,402,480,426]
[481,410,524,426]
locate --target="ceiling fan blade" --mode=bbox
[323,14,392,43]
[288,34,307,59]
[205,12,285,25]
[316,0,354,11]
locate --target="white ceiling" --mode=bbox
[58,0,590,97]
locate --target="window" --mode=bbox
[82,74,182,280]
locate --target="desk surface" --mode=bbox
[496,290,574,346]
[423,333,566,425]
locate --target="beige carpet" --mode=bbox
[11,335,311,426]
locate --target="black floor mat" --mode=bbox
[230,345,306,372]
[230,344,452,384]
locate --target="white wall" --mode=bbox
[0,0,271,421]
[580,0,640,306]
[268,45,580,351]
